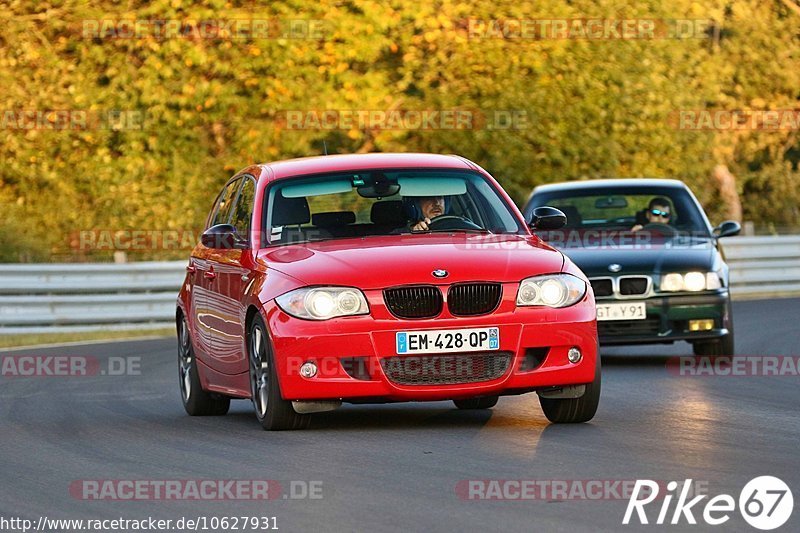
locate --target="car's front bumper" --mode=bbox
[596,290,731,345]
[263,287,598,402]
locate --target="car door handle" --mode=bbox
[204,270,217,280]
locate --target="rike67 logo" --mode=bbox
[624,477,793,530]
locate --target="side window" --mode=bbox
[230,178,256,238]
[209,179,242,228]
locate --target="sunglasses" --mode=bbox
[650,209,671,218]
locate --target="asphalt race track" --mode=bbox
[1,298,798,532]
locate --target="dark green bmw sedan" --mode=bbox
[523,179,740,356]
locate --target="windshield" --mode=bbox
[526,186,712,244]
[265,169,525,245]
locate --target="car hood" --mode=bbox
[258,234,565,289]
[553,236,717,276]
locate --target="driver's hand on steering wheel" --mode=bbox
[412,217,431,231]
[631,224,643,232]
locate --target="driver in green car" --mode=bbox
[632,197,672,232]
[409,195,446,231]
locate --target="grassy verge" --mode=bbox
[0,328,174,349]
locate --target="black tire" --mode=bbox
[693,333,734,356]
[249,315,311,430]
[178,313,230,416]
[453,396,499,410]
[539,354,601,424]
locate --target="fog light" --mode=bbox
[299,362,318,378]
[567,347,582,363]
[688,319,714,332]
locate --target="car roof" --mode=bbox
[532,178,688,193]
[258,153,476,181]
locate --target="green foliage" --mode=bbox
[0,0,798,261]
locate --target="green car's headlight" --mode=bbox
[276,287,369,320]
[516,274,587,308]
[660,272,722,292]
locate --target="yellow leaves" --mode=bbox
[248,45,261,57]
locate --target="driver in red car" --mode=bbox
[410,195,446,231]
[632,197,672,231]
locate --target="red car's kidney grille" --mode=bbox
[381,352,512,385]
[383,286,443,319]
[447,283,502,316]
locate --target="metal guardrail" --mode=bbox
[722,236,800,297]
[0,262,184,334]
[1,236,799,334]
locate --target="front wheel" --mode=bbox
[453,396,499,410]
[178,314,230,416]
[693,333,734,356]
[538,355,601,424]
[249,316,311,430]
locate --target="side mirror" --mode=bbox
[201,224,248,249]
[528,206,567,231]
[713,220,741,238]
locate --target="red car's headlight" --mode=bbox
[276,287,370,320]
[516,274,586,308]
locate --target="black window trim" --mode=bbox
[228,174,257,244]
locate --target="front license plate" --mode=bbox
[596,302,646,321]
[396,327,500,354]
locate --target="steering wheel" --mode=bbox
[642,222,678,236]
[426,215,483,231]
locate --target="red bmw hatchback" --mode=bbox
[177,153,600,429]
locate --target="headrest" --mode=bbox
[371,201,406,225]
[272,195,310,226]
[312,211,356,227]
